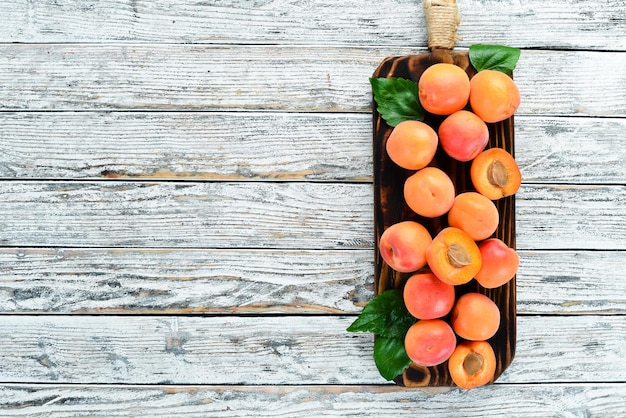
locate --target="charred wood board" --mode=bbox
[372,49,516,387]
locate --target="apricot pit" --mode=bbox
[448,341,497,390]
[471,148,522,200]
[426,227,481,286]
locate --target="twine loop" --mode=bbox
[423,0,461,50]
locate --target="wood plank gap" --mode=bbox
[0,177,374,185]
[2,382,625,388]
[523,181,626,187]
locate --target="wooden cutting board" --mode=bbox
[372,1,516,387]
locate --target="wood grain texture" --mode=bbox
[0,0,624,411]
[517,251,626,315]
[0,45,624,116]
[1,0,624,50]
[0,315,624,384]
[0,181,374,249]
[516,184,626,250]
[2,112,625,183]
[0,248,374,314]
[0,112,372,181]
[1,383,625,417]
[515,116,626,184]
[0,182,624,250]
[0,249,624,315]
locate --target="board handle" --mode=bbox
[423,0,461,50]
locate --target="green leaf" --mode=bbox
[469,44,521,75]
[373,336,412,381]
[346,289,416,338]
[370,77,424,127]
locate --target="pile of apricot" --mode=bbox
[379,63,522,390]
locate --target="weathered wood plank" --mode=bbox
[0,249,624,315]
[0,112,372,181]
[0,315,623,384]
[1,113,624,184]
[518,251,626,315]
[0,182,624,250]
[1,383,625,417]
[0,248,374,314]
[516,116,626,184]
[0,46,624,117]
[0,181,374,249]
[1,0,624,51]
[516,184,626,250]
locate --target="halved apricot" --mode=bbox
[426,227,481,286]
[471,148,521,200]
[447,192,499,241]
[448,341,497,389]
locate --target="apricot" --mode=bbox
[426,227,481,286]
[448,341,497,390]
[404,319,457,367]
[438,110,489,162]
[403,272,455,320]
[404,167,455,218]
[418,63,470,116]
[386,120,439,170]
[451,293,500,341]
[469,69,520,123]
[379,221,432,273]
[475,238,519,289]
[447,192,499,241]
[471,148,522,200]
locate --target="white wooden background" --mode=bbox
[0,0,625,416]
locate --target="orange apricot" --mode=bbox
[404,319,457,367]
[448,341,497,389]
[438,110,489,162]
[386,120,439,170]
[475,238,519,289]
[426,227,481,286]
[418,63,471,116]
[404,167,455,218]
[471,148,522,200]
[469,69,520,123]
[379,221,432,273]
[450,292,500,341]
[447,192,499,241]
[403,272,455,320]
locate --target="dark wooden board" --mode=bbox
[372,49,516,387]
